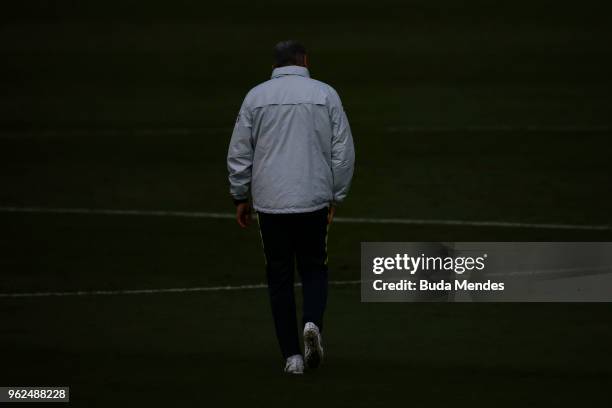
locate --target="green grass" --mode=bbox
[2,290,612,407]
[1,129,611,224]
[1,0,612,406]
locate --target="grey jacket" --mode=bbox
[227,65,355,214]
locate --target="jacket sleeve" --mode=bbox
[328,88,355,204]
[227,99,254,201]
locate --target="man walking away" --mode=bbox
[227,40,355,374]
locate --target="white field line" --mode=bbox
[0,280,362,299]
[486,265,612,278]
[4,264,612,298]
[384,125,612,133]
[2,125,611,137]
[0,206,610,231]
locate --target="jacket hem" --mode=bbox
[254,202,329,214]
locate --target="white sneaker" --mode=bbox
[303,322,324,368]
[284,354,304,375]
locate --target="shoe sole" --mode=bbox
[304,329,323,369]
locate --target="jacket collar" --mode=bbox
[271,65,310,79]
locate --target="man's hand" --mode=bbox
[327,205,336,225]
[236,202,252,228]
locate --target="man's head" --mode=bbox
[273,40,308,68]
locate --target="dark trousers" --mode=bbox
[257,207,329,359]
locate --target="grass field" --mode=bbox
[1,0,612,406]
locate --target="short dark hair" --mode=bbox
[273,40,307,67]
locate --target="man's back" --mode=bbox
[228,65,354,214]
